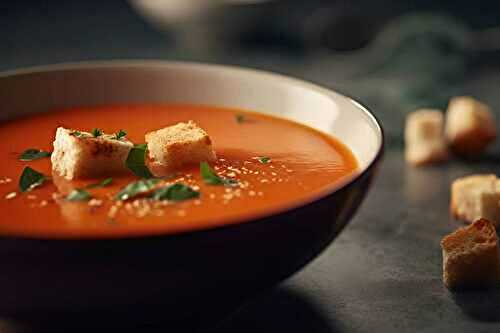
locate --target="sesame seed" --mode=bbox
[5,192,17,200]
[0,177,12,184]
[39,200,48,207]
[177,210,186,217]
[260,179,269,183]
[249,190,256,196]
[152,209,164,217]
[108,205,119,219]
[27,195,37,200]
[88,199,103,207]
[125,203,134,213]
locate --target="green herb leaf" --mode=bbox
[115,179,160,201]
[125,144,154,178]
[257,156,271,164]
[91,128,103,138]
[85,177,113,189]
[66,189,92,201]
[19,167,47,192]
[235,114,246,123]
[114,129,127,140]
[151,183,200,201]
[71,130,84,138]
[19,148,51,161]
[200,162,238,187]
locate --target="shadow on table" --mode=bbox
[1,287,340,333]
[212,287,340,333]
[452,289,500,322]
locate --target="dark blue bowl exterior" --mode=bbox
[0,144,382,325]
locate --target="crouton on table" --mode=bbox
[441,219,500,289]
[450,174,500,227]
[405,109,449,166]
[145,121,216,177]
[51,127,133,180]
[445,96,496,156]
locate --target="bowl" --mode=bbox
[0,61,383,329]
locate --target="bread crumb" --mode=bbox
[445,96,496,156]
[51,127,133,179]
[450,174,500,226]
[405,109,449,166]
[145,121,216,177]
[441,218,500,289]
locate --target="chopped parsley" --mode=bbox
[200,162,238,187]
[19,167,47,192]
[70,130,85,138]
[91,128,103,138]
[85,177,113,189]
[151,183,200,201]
[114,129,127,140]
[64,178,113,201]
[19,148,51,161]
[125,144,154,178]
[66,189,91,201]
[115,179,160,201]
[257,156,271,164]
[235,114,246,123]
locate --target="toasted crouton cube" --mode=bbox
[450,174,500,226]
[51,127,133,180]
[145,121,216,176]
[445,96,496,156]
[441,219,500,289]
[404,110,449,166]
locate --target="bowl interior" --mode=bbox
[0,61,382,173]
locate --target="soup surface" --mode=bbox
[0,105,358,239]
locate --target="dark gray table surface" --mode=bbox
[3,1,500,332]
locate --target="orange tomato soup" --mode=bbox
[0,105,358,238]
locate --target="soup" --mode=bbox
[0,105,358,238]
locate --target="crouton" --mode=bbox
[404,109,449,166]
[145,121,216,177]
[441,219,500,289]
[445,96,496,156]
[450,174,500,226]
[51,127,133,180]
